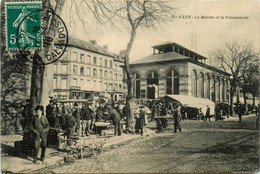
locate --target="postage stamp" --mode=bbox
[5,1,68,65]
[5,1,42,50]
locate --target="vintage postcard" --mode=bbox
[1,0,259,173]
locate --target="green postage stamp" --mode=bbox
[5,1,42,50]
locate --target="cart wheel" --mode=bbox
[92,140,103,158]
[72,148,83,159]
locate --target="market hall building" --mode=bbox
[129,42,230,103]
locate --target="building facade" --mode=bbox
[53,38,124,101]
[129,42,230,103]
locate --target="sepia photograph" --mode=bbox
[0,0,259,173]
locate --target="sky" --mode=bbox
[61,0,260,62]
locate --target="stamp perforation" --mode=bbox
[4,1,42,51]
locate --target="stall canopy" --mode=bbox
[160,95,215,115]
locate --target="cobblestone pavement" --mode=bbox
[34,116,259,173]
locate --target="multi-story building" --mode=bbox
[53,38,125,101]
[128,42,230,103]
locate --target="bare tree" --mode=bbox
[78,0,177,131]
[213,40,257,116]
[241,56,259,113]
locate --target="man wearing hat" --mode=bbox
[72,102,81,136]
[28,105,50,163]
[205,105,211,121]
[81,101,94,136]
[173,104,182,133]
[106,105,122,136]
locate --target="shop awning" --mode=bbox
[160,95,215,115]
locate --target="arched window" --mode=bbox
[205,74,210,99]
[191,70,197,97]
[147,71,159,99]
[200,72,204,98]
[166,69,179,95]
[133,73,140,99]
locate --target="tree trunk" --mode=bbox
[29,0,65,111]
[124,28,137,131]
[230,90,234,116]
[242,89,248,114]
[30,56,45,110]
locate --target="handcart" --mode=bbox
[154,115,173,131]
[95,121,114,136]
[60,134,108,162]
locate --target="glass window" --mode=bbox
[73,52,77,61]
[115,73,117,81]
[73,78,77,86]
[53,78,57,89]
[80,66,84,75]
[119,84,122,89]
[80,54,84,62]
[99,69,103,78]
[105,59,108,67]
[166,69,180,94]
[114,84,117,90]
[110,60,113,68]
[93,68,97,77]
[110,71,113,79]
[104,71,108,79]
[192,70,197,97]
[61,78,67,89]
[87,67,91,77]
[133,73,140,99]
[61,64,67,73]
[99,81,102,90]
[94,57,97,65]
[99,58,102,66]
[73,65,77,74]
[87,55,91,64]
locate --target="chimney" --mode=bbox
[90,40,96,45]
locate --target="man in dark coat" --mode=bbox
[106,106,122,136]
[60,107,76,144]
[135,106,145,136]
[173,104,182,133]
[96,104,104,122]
[81,102,94,136]
[205,105,210,121]
[72,103,81,136]
[46,97,59,128]
[28,105,50,163]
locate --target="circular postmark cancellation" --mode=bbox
[16,9,68,65]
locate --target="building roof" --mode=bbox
[67,37,116,58]
[130,52,190,64]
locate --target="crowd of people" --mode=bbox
[20,96,258,163]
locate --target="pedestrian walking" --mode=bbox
[28,105,49,163]
[205,105,210,121]
[173,104,182,133]
[237,104,243,122]
[81,102,94,136]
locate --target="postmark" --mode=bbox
[5,2,68,65]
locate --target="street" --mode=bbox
[35,116,259,173]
